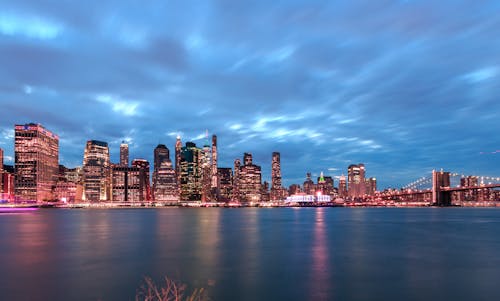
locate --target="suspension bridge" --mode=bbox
[376,170,500,206]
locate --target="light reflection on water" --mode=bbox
[1,208,500,300]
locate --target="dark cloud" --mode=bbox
[1,1,499,188]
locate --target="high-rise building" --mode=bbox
[111,165,141,202]
[153,144,178,202]
[0,147,3,172]
[243,153,252,166]
[180,142,203,201]
[217,167,232,202]
[2,165,15,202]
[83,140,110,202]
[0,147,3,193]
[15,123,59,202]
[270,152,285,201]
[317,172,334,196]
[211,135,218,198]
[303,173,315,195]
[338,175,347,197]
[175,135,182,190]
[238,153,262,203]
[132,159,151,202]
[261,181,270,202]
[232,159,241,202]
[288,184,301,195]
[54,165,83,203]
[348,164,366,198]
[365,177,377,195]
[120,141,129,166]
[201,141,212,202]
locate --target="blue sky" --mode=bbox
[0,0,499,188]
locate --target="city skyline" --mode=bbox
[1,1,500,188]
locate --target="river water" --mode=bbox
[1,208,499,300]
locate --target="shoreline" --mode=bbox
[2,202,500,209]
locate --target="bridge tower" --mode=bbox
[432,170,451,206]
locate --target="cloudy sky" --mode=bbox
[0,0,499,188]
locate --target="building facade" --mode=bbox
[238,153,262,203]
[348,164,366,198]
[132,159,151,202]
[180,142,203,201]
[14,123,59,202]
[120,142,129,166]
[270,152,286,201]
[153,144,178,202]
[83,140,110,202]
[217,167,232,202]
[111,165,141,202]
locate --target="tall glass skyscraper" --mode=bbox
[270,152,285,201]
[238,153,262,203]
[180,142,203,201]
[83,140,110,202]
[120,141,129,166]
[153,144,178,202]
[14,123,59,202]
[348,163,366,197]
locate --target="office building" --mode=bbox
[338,175,347,197]
[175,135,182,190]
[0,147,3,193]
[83,140,110,202]
[348,164,366,198]
[120,142,129,166]
[2,165,15,202]
[217,167,232,202]
[211,135,218,196]
[232,159,241,202]
[111,165,141,202]
[15,123,59,201]
[132,159,151,202]
[365,177,377,195]
[270,152,286,201]
[303,173,315,195]
[238,153,262,203]
[180,142,203,201]
[153,144,178,202]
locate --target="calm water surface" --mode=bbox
[1,208,500,300]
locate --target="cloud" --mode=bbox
[0,13,63,40]
[95,94,140,117]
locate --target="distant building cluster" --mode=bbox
[1,123,380,203]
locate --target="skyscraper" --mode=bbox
[338,175,347,197]
[232,159,241,202]
[132,159,151,202]
[211,135,218,197]
[270,152,283,201]
[365,177,377,195]
[0,147,3,193]
[153,144,178,202]
[111,165,141,202]
[201,140,212,202]
[217,167,232,202]
[15,123,59,201]
[303,172,315,195]
[0,147,3,172]
[120,141,129,166]
[83,140,110,202]
[180,142,203,201]
[175,135,182,190]
[348,164,366,198]
[238,153,262,203]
